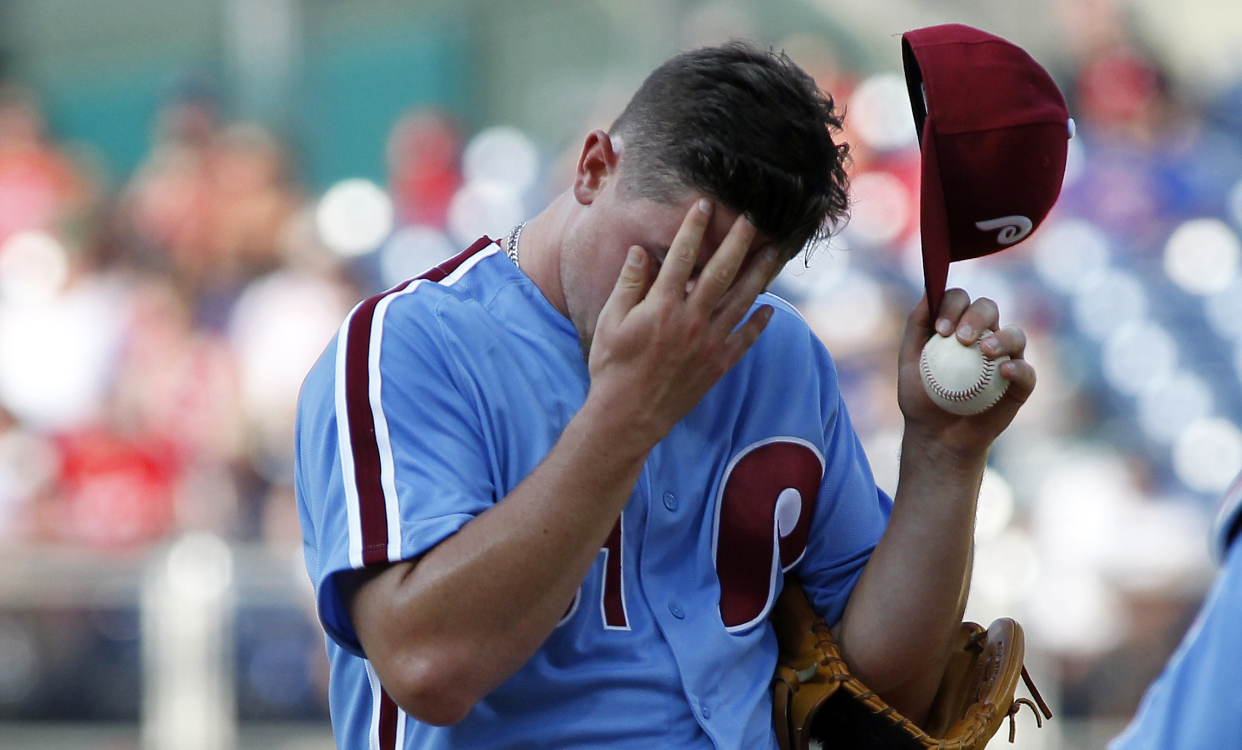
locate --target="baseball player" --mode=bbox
[1107,472,1242,750]
[295,43,1035,750]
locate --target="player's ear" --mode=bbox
[573,130,621,206]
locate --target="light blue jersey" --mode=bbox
[1109,474,1242,750]
[295,237,892,750]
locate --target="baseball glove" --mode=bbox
[772,583,1051,750]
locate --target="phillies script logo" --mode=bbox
[975,215,1033,245]
[713,438,823,633]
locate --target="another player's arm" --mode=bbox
[344,200,779,726]
[832,289,1035,723]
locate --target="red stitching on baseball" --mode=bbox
[921,352,997,402]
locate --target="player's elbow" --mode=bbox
[385,654,482,726]
[840,648,939,724]
[403,695,473,728]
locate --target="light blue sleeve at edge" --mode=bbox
[1108,541,1242,750]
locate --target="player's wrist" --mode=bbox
[897,428,989,479]
[572,391,663,465]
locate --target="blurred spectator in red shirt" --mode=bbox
[0,87,91,245]
[387,109,462,229]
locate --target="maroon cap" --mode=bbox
[902,24,1071,318]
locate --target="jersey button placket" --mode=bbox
[662,492,678,511]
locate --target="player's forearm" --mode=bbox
[835,430,985,720]
[350,395,654,724]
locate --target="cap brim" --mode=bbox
[920,124,952,321]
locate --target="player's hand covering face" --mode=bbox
[586,199,781,450]
[897,288,1037,457]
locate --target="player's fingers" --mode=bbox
[652,198,712,300]
[954,297,1000,347]
[689,214,757,311]
[979,326,1026,361]
[932,288,972,337]
[713,245,781,330]
[722,305,775,364]
[997,358,1036,403]
[598,246,650,328]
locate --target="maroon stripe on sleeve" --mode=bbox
[418,236,497,281]
[378,688,399,750]
[346,284,405,564]
[345,236,495,566]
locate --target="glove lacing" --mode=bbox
[1005,666,1053,742]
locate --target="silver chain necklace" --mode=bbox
[505,222,526,268]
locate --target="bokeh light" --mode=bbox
[799,271,886,351]
[1034,451,1140,571]
[843,171,909,246]
[972,529,1039,607]
[463,126,540,195]
[166,532,233,600]
[1102,500,1211,592]
[1032,218,1110,294]
[1173,417,1242,493]
[1101,320,1177,395]
[1229,174,1242,230]
[379,226,456,287]
[0,231,69,304]
[230,271,349,427]
[944,260,1015,320]
[315,179,395,257]
[1163,217,1240,295]
[447,180,524,248]
[777,234,850,301]
[846,74,919,152]
[0,284,123,429]
[1073,270,1148,341]
[975,469,1015,541]
[1027,570,1128,655]
[1204,278,1242,340]
[1137,370,1213,444]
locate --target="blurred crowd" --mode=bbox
[1,19,1242,733]
[0,82,336,551]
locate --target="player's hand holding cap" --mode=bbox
[902,24,1072,319]
[902,24,1068,417]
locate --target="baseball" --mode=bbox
[919,331,1010,416]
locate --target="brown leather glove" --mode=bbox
[771,583,1051,750]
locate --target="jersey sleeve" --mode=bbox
[790,326,893,626]
[296,289,496,657]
